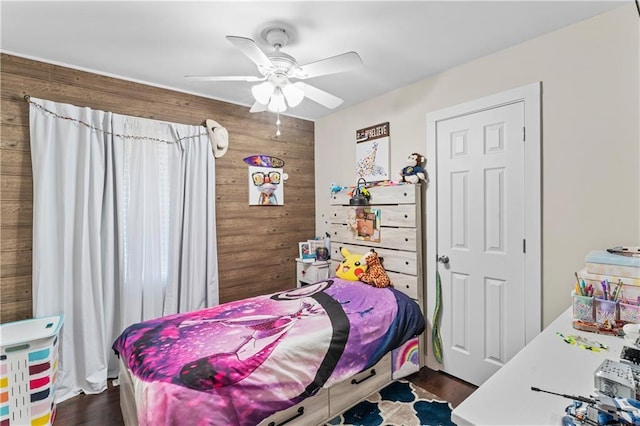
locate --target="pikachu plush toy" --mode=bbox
[335,247,367,281]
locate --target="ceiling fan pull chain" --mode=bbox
[275,112,282,137]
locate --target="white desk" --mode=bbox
[452,308,628,425]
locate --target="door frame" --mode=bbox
[424,82,542,370]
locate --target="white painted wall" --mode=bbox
[315,4,639,327]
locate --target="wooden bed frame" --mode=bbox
[118,183,424,426]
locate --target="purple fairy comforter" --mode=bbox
[112,278,425,425]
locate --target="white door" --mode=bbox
[436,101,527,386]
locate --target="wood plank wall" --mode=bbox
[0,53,316,323]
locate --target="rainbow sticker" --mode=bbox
[392,337,420,379]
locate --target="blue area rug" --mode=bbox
[326,379,455,426]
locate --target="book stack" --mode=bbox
[577,250,640,305]
[585,251,640,279]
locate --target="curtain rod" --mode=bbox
[23,95,208,144]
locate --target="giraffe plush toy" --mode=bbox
[358,249,392,288]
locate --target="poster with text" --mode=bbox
[249,166,284,206]
[356,122,390,182]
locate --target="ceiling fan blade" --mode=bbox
[226,35,274,72]
[249,101,268,113]
[297,82,343,109]
[295,52,362,79]
[185,75,264,82]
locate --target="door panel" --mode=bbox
[451,272,469,352]
[436,101,526,386]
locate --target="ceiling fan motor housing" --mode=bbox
[265,52,297,75]
[263,27,289,49]
[259,28,299,77]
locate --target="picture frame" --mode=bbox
[356,122,390,182]
[248,165,284,206]
[353,207,381,242]
[307,239,324,259]
[298,241,314,261]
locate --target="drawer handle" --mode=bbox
[269,407,304,426]
[351,368,376,385]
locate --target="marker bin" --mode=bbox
[595,297,618,326]
[620,302,640,324]
[573,293,595,322]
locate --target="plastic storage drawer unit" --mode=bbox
[1,316,63,426]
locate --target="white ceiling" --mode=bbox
[0,1,626,121]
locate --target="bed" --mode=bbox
[113,279,424,425]
[114,183,425,425]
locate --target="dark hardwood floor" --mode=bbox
[407,367,477,408]
[55,381,124,426]
[54,367,477,425]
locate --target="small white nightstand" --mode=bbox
[295,258,331,287]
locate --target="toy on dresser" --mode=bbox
[397,153,427,184]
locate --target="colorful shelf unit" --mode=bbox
[1,316,63,426]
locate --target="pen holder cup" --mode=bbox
[620,302,640,324]
[595,297,618,326]
[573,294,595,322]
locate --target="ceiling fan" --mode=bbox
[186,26,363,114]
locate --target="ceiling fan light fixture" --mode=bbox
[251,81,274,105]
[267,88,287,113]
[282,83,304,107]
[193,27,360,131]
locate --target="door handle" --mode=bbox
[438,255,450,264]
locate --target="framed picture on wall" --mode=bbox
[248,166,284,206]
[356,122,390,182]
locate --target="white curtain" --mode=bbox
[29,98,219,403]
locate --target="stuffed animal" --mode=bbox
[329,183,347,196]
[335,247,367,281]
[398,153,427,184]
[358,249,392,288]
